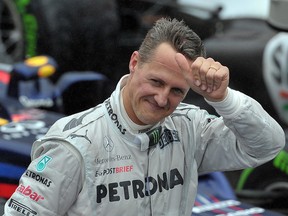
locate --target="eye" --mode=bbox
[172,88,184,96]
[150,79,162,86]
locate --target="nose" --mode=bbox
[154,88,169,108]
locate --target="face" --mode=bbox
[122,43,190,125]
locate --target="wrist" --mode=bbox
[205,89,228,102]
[205,88,242,117]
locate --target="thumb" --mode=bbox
[175,53,190,78]
[175,53,196,88]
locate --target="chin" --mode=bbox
[140,116,162,125]
[137,109,167,125]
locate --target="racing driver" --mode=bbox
[3,18,285,216]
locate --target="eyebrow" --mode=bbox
[150,75,187,94]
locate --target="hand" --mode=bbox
[175,53,229,102]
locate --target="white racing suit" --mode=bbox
[3,75,285,216]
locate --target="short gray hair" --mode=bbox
[138,17,206,64]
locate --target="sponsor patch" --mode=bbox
[95,165,133,177]
[16,184,44,202]
[96,168,183,203]
[36,155,52,172]
[25,170,52,187]
[8,199,38,215]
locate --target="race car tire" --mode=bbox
[1,0,120,82]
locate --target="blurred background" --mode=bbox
[1,0,288,215]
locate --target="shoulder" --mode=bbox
[47,104,105,138]
[171,103,200,119]
[32,104,105,158]
[170,102,218,127]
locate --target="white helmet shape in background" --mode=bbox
[263,33,288,124]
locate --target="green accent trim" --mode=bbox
[236,168,254,191]
[283,104,288,111]
[15,0,30,13]
[273,150,288,175]
[15,0,38,57]
[23,14,37,57]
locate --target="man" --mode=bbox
[3,18,285,216]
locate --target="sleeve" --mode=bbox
[195,88,285,173]
[3,140,84,216]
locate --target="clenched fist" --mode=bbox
[175,53,229,102]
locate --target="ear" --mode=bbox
[129,51,140,74]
